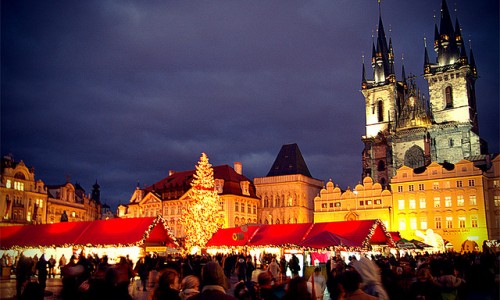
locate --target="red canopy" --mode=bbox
[0,216,177,249]
[206,225,260,247]
[247,223,313,246]
[299,231,357,248]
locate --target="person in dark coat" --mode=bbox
[151,268,181,300]
[36,254,49,292]
[134,256,149,291]
[15,252,33,299]
[189,261,236,300]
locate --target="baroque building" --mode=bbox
[118,162,259,238]
[390,159,493,252]
[361,0,486,186]
[0,155,102,225]
[314,177,393,230]
[254,143,323,224]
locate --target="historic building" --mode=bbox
[254,143,323,224]
[361,0,485,187]
[314,177,393,230]
[483,155,500,241]
[0,155,101,225]
[390,159,493,252]
[118,162,260,238]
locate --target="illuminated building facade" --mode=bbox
[254,144,323,224]
[361,0,486,187]
[0,155,101,225]
[390,159,491,252]
[119,163,260,238]
[484,155,500,241]
[313,177,393,230]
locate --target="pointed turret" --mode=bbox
[362,60,367,89]
[436,0,460,66]
[267,143,312,178]
[424,37,431,74]
[469,47,478,78]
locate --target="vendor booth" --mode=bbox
[0,215,177,276]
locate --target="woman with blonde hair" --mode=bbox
[179,275,200,300]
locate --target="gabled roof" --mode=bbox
[267,143,312,177]
[0,216,177,249]
[146,164,258,198]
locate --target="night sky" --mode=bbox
[2,1,498,210]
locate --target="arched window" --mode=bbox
[445,86,453,108]
[377,160,385,171]
[377,101,384,122]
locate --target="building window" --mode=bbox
[409,185,414,192]
[377,100,384,122]
[247,204,251,213]
[399,219,406,230]
[419,198,426,209]
[329,203,334,208]
[418,184,425,191]
[253,205,256,214]
[457,195,464,207]
[321,203,327,209]
[410,218,417,230]
[469,195,477,206]
[494,180,500,188]
[456,180,463,187]
[445,86,453,108]
[445,216,453,228]
[494,195,500,207]
[458,216,466,228]
[374,199,381,205]
[219,201,224,210]
[241,203,244,212]
[468,179,475,187]
[409,199,416,209]
[377,160,385,171]
[397,186,403,193]
[471,215,478,228]
[433,182,439,190]
[434,197,441,208]
[398,199,405,210]
[235,202,239,212]
[449,139,454,147]
[420,217,428,230]
[14,181,24,191]
[445,196,452,207]
[359,201,364,206]
[6,180,11,189]
[335,202,341,207]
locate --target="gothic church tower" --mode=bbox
[361,0,486,186]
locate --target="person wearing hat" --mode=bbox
[189,261,236,300]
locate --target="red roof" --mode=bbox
[207,219,395,249]
[206,225,260,247]
[0,216,177,249]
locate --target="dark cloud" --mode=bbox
[2,0,498,209]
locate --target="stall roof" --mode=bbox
[206,225,260,247]
[0,216,177,249]
[207,219,395,249]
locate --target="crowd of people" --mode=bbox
[6,249,499,300]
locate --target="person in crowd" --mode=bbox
[432,260,465,300]
[268,257,280,281]
[236,255,246,282]
[409,267,440,300]
[189,261,236,300]
[351,257,389,300]
[233,280,253,300]
[58,254,67,278]
[288,254,300,277]
[48,255,57,278]
[282,276,311,300]
[61,255,84,300]
[36,254,49,292]
[134,256,149,292]
[179,275,200,300]
[151,268,182,300]
[245,256,255,282]
[258,269,285,300]
[279,256,288,281]
[114,256,135,298]
[15,252,32,299]
[307,267,326,300]
[340,269,377,300]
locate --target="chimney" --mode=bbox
[169,170,175,176]
[234,162,242,175]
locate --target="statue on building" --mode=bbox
[60,211,68,222]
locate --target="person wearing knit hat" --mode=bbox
[179,275,200,300]
[189,261,236,300]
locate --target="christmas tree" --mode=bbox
[180,153,222,252]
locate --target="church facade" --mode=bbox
[361,0,485,187]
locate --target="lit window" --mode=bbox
[410,217,417,230]
[494,180,500,188]
[456,180,463,187]
[434,197,441,208]
[409,199,416,209]
[433,182,439,190]
[6,180,11,189]
[459,216,466,228]
[398,199,405,210]
[471,215,478,228]
[457,195,464,206]
[399,219,406,230]
[446,216,453,228]
[321,203,327,209]
[71,211,76,218]
[418,184,425,191]
[445,196,452,207]
[335,202,341,207]
[419,198,426,209]
[366,200,372,205]
[374,199,381,205]
[494,195,500,207]
[468,179,475,187]
[420,217,427,230]
[469,195,477,206]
